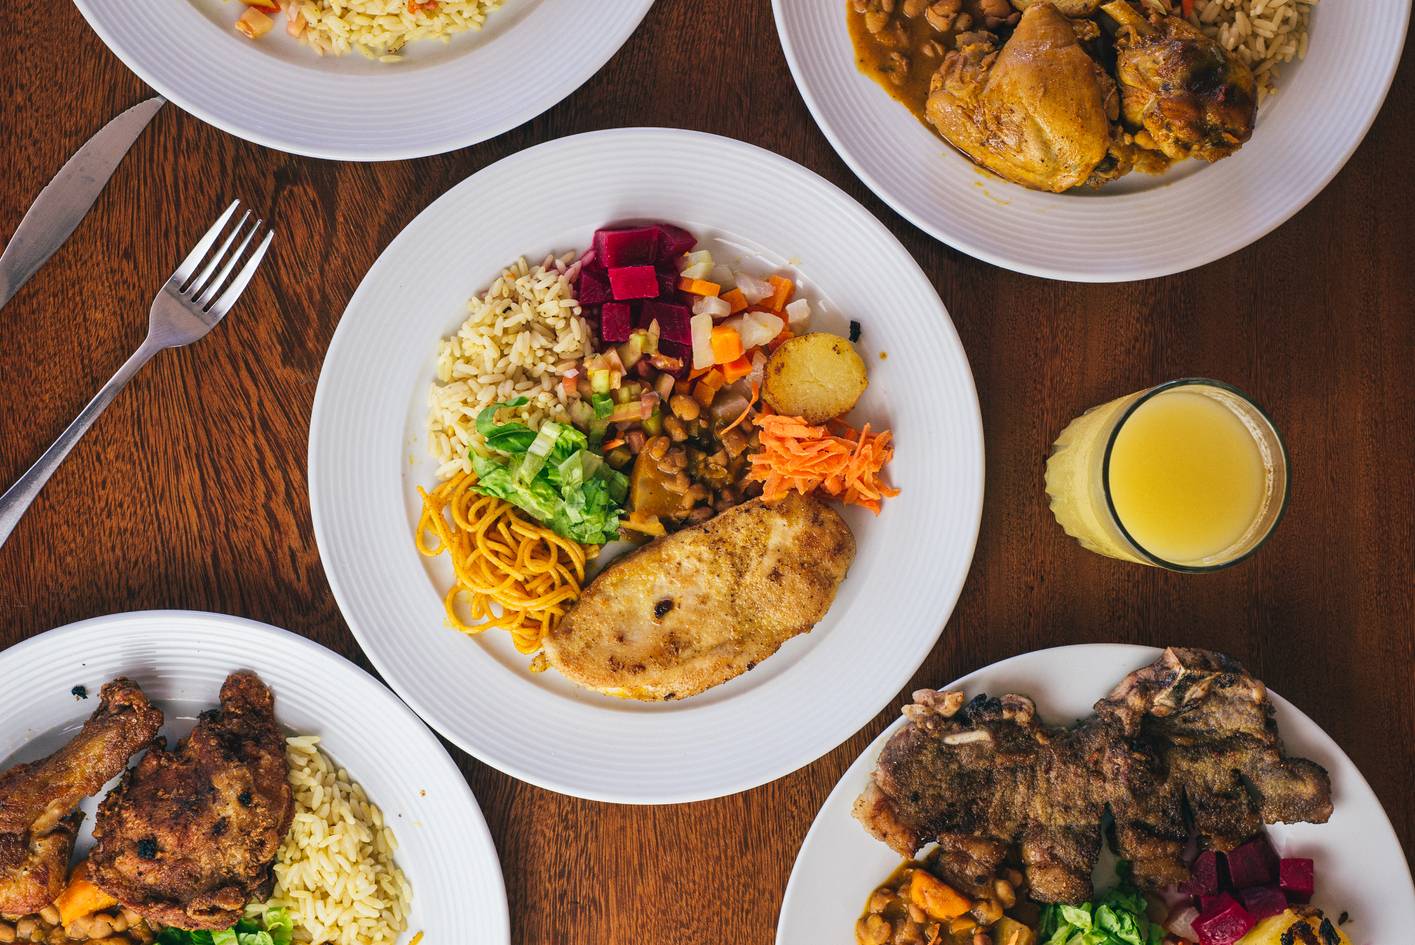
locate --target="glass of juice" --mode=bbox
[1044,378,1289,571]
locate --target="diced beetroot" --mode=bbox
[1237,885,1286,920]
[578,268,612,305]
[1226,836,1279,889]
[656,269,679,299]
[656,223,696,258]
[1279,858,1314,903]
[1199,895,1227,914]
[642,300,692,344]
[608,265,659,300]
[600,302,633,343]
[593,227,661,267]
[1192,894,1256,945]
[1183,850,1227,898]
[654,342,691,378]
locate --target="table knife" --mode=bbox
[0,96,165,312]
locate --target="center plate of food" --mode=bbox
[309,127,985,802]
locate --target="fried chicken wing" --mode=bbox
[0,679,162,918]
[89,672,292,931]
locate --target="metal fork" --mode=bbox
[0,200,273,548]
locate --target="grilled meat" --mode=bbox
[543,492,855,701]
[0,679,162,918]
[89,672,292,931]
[854,648,1332,903]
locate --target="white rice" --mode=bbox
[1185,0,1315,102]
[246,737,412,945]
[278,0,504,61]
[427,252,591,480]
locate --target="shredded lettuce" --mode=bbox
[156,909,293,945]
[1038,867,1163,945]
[470,399,626,545]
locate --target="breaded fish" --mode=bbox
[543,492,855,701]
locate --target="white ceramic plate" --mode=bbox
[0,611,509,945]
[71,0,654,160]
[308,127,984,803]
[773,0,1409,282]
[777,644,1415,945]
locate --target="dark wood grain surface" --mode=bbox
[2,2,1411,942]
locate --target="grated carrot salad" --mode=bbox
[747,414,899,514]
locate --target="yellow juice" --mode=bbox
[1044,381,1286,569]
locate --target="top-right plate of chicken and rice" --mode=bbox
[847,0,1306,193]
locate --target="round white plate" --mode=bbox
[308,127,984,803]
[0,611,509,945]
[773,0,1409,282]
[777,644,1415,945]
[71,0,655,160]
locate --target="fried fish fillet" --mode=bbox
[543,492,855,701]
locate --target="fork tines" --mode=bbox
[170,199,275,317]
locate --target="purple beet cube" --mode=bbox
[1183,850,1227,898]
[1279,858,1314,903]
[656,269,679,299]
[1237,885,1287,920]
[578,268,612,305]
[1199,895,1227,915]
[642,300,692,344]
[593,227,661,267]
[1192,894,1256,945]
[656,223,697,258]
[608,265,659,300]
[600,302,633,343]
[1227,836,1279,889]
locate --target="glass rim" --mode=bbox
[1099,377,1291,573]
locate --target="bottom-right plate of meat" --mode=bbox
[776,646,1413,945]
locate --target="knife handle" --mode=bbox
[0,339,160,548]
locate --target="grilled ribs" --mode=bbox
[854,648,1332,903]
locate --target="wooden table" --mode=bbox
[3,2,1411,942]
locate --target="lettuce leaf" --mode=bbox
[157,910,293,945]
[1037,865,1161,945]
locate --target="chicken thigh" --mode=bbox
[926,4,1120,192]
[1103,0,1256,162]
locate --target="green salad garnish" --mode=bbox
[155,908,293,945]
[1038,865,1163,945]
[471,398,627,545]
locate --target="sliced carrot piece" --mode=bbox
[721,288,749,314]
[720,353,753,382]
[766,275,794,312]
[677,277,721,297]
[710,326,744,364]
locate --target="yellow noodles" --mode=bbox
[415,472,587,655]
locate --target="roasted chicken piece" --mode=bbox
[0,679,163,918]
[543,492,855,701]
[89,672,292,931]
[1102,0,1257,162]
[926,4,1119,192]
[1009,0,1101,21]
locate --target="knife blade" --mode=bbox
[0,96,165,312]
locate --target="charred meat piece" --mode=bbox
[0,679,162,918]
[543,492,855,701]
[89,672,292,931]
[855,648,1332,904]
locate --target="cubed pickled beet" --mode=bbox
[656,223,697,258]
[642,300,692,344]
[1192,894,1256,945]
[1237,885,1287,919]
[656,269,679,299]
[1226,836,1279,889]
[1279,858,1314,903]
[1199,895,1227,914]
[599,302,633,343]
[1183,850,1226,898]
[578,268,611,305]
[608,265,659,300]
[593,227,660,267]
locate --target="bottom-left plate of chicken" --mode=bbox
[0,610,509,945]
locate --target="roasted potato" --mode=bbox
[762,332,868,423]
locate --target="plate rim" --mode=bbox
[770,0,1412,283]
[308,125,986,803]
[0,608,512,945]
[69,0,657,161]
[775,642,1415,943]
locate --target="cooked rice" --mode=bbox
[1183,0,1314,102]
[278,0,504,61]
[427,252,591,480]
[246,737,412,945]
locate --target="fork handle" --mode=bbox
[0,339,161,548]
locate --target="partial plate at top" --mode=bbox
[308,127,985,803]
[71,0,655,160]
